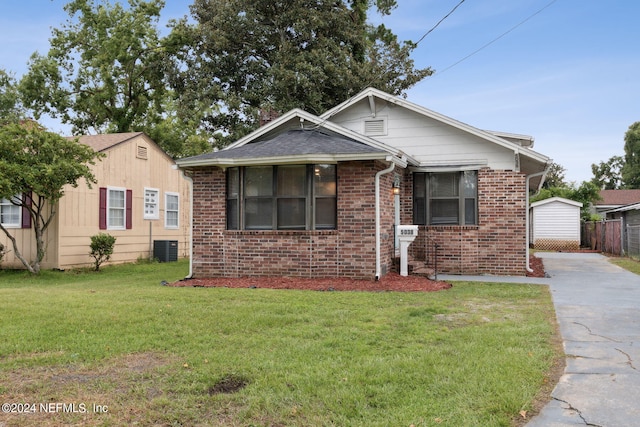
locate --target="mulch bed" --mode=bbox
[527,254,546,278]
[172,273,452,292]
[171,254,549,292]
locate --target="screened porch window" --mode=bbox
[227,164,336,230]
[413,171,477,225]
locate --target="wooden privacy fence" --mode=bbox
[582,219,622,255]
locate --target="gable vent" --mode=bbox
[137,145,148,159]
[364,118,386,136]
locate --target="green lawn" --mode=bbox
[610,256,640,274]
[0,260,561,426]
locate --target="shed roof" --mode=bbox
[530,196,583,209]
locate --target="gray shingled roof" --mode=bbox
[182,129,387,162]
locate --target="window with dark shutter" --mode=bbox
[99,187,132,230]
[99,187,107,230]
[21,192,32,229]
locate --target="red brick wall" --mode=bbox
[190,169,226,277]
[190,165,527,278]
[410,168,528,275]
[189,161,395,280]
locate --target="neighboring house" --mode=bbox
[177,87,551,280]
[530,197,582,250]
[0,132,190,270]
[593,189,640,216]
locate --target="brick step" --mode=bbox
[392,256,435,279]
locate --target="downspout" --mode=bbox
[375,158,395,280]
[525,165,550,272]
[181,170,194,279]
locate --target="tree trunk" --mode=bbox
[0,223,37,274]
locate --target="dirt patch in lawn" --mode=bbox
[172,272,453,292]
[0,352,176,427]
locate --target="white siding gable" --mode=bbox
[329,97,517,171]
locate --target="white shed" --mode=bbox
[530,197,583,250]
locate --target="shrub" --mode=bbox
[89,233,116,271]
[0,242,6,266]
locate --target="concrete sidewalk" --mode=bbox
[441,252,640,426]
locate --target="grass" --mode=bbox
[609,256,640,274]
[0,260,562,426]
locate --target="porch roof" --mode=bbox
[177,129,394,168]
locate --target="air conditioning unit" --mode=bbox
[153,240,178,262]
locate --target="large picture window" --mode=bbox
[413,171,477,225]
[227,164,337,230]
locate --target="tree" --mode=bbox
[0,69,24,125]
[541,162,566,189]
[171,0,432,145]
[621,122,640,188]
[0,123,102,273]
[591,155,623,190]
[18,0,208,157]
[531,181,601,221]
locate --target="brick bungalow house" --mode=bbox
[177,88,551,280]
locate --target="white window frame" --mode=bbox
[0,196,21,228]
[165,192,179,229]
[143,187,160,220]
[107,187,127,230]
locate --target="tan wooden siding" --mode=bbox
[1,134,190,270]
[56,134,190,268]
[0,202,59,269]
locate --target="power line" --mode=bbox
[432,0,560,77]
[415,0,466,46]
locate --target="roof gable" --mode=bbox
[69,132,176,165]
[321,87,550,169]
[70,132,144,152]
[178,109,409,169]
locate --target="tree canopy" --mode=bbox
[591,155,623,190]
[621,122,640,188]
[17,0,429,153]
[0,123,102,273]
[0,70,24,125]
[531,180,601,221]
[541,162,566,189]
[170,0,432,145]
[18,0,210,157]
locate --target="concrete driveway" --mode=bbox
[526,252,640,427]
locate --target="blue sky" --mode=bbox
[1,0,638,183]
